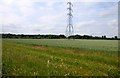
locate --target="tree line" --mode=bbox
[1,33,119,40]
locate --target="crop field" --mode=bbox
[2,39,119,76]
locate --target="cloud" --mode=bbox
[67,0,119,2]
[99,3,118,17]
[75,20,95,28]
[108,19,118,26]
[0,0,118,37]
[74,20,97,35]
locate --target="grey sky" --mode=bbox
[0,0,119,37]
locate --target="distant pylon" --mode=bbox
[66,2,74,37]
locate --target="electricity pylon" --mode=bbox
[66,2,74,37]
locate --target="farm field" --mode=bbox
[2,39,119,76]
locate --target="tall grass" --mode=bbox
[2,39,119,76]
[11,39,118,52]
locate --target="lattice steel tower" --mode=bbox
[66,2,74,37]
